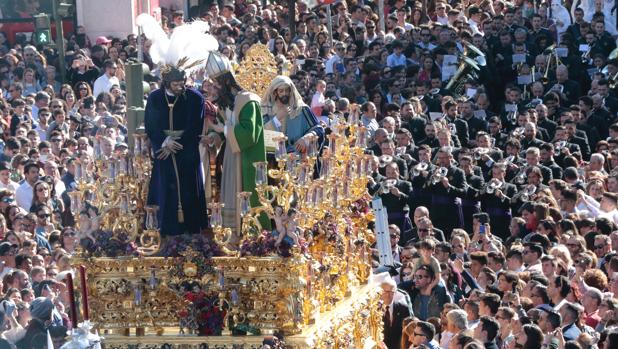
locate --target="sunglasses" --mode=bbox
[1,197,14,203]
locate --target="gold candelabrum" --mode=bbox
[68,122,381,342]
[208,119,375,329]
[69,132,160,256]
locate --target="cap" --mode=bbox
[0,242,17,256]
[30,297,55,320]
[96,36,112,45]
[115,142,129,150]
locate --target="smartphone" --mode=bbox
[479,224,485,234]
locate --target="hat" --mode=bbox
[30,297,55,320]
[114,142,128,150]
[206,51,233,78]
[0,242,17,256]
[95,36,112,45]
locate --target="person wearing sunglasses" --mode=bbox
[410,320,439,348]
[34,204,54,236]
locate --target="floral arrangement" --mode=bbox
[178,284,225,336]
[239,230,307,257]
[350,197,371,218]
[80,230,139,257]
[159,233,220,258]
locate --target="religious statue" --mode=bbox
[204,52,268,241]
[269,206,300,247]
[137,14,218,235]
[261,76,324,155]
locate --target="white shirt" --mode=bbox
[311,91,325,116]
[469,19,483,36]
[579,193,618,226]
[92,74,120,97]
[15,181,34,210]
[387,52,407,67]
[0,180,18,192]
[54,179,66,198]
[436,15,449,25]
[325,54,345,75]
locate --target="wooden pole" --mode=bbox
[288,0,296,40]
[326,5,334,47]
[52,0,66,84]
[378,0,385,34]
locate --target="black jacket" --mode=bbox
[383,299,411,349]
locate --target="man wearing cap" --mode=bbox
[95,36,112,47]
[17,297,68,349]
[145,60,208,236]
[204,52,267,239]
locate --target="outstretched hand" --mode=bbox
[204,100,218,121]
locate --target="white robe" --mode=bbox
[551,0,572,42]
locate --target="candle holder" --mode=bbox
[138,205,161,256]
[208,202,234,255]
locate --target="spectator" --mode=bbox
[409,264,451,321]
[381,277,410,349]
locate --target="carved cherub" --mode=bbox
[273,208,300,247]
[77,211,96,244]
[268,205,287,238]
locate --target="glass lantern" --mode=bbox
[75,163,83,182]
[238,192,252,217]
[68,191,82,216]
[297,163,310,186]
[306,134,318,158]
[274,135,288,162]
[330,185,340,208]
[145,205,159,230]
[349,110,359,126]
[328,133,338,155]
[355,126,368,149]
[120,194,130,215]
[320,155,331,179]
[253,162,268,186]
[208,202,224,228]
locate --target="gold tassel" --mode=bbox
[177,207,184,223]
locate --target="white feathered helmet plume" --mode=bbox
[136,14,218,86]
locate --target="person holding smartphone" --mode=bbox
[67,54,100,88]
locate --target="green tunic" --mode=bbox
[221,91,269,234]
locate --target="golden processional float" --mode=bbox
[68,44,384,349]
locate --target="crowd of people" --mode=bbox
[0,0,616,349]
